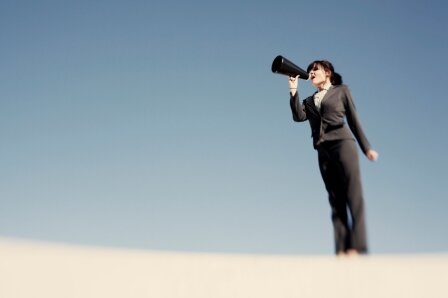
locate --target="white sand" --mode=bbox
[1,237,447,298]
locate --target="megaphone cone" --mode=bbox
[271,55,309,80]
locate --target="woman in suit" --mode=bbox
[288,60,378,256]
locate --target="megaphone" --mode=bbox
[271,55,309,80]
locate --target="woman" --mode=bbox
[288,60,378,256]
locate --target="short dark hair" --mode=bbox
[307,60,343,85]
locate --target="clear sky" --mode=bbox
[1,0,447,255]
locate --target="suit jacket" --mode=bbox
[290,84,371,154]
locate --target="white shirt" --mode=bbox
[313,84,332,110]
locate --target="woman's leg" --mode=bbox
[318,146,350,254]
[335,140,368,254]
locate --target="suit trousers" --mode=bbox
[317,139,368,254]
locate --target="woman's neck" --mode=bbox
[317,80,332,91]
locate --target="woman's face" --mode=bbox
[309,65,329,88]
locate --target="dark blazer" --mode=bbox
[290,84,371,154]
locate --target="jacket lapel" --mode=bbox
[319,86,335,108]
[306,93,320,116]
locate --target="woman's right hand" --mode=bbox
[288,75,299,96]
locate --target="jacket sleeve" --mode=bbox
[290,92,307,122]
[343,86,371,154]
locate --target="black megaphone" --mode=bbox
[271,55,309,80]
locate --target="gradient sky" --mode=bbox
[1,0,447,255]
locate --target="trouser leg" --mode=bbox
[336,140,368,253]
[318,145,350,253]
[318,140,368,254]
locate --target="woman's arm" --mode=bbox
[290,93,307,122]
[343,86,378,160]
[289,76,307,122]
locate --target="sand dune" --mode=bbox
[1,237,447,298]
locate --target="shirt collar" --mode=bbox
[319,82,332,92]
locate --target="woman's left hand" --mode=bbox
[366,149,379,161]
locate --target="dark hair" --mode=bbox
[306,60,343,85]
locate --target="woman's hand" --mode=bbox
[366,149,379,161]
[288,75,299,96]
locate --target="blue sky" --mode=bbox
[1,0,447,255]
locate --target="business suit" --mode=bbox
[290,84,371,254]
